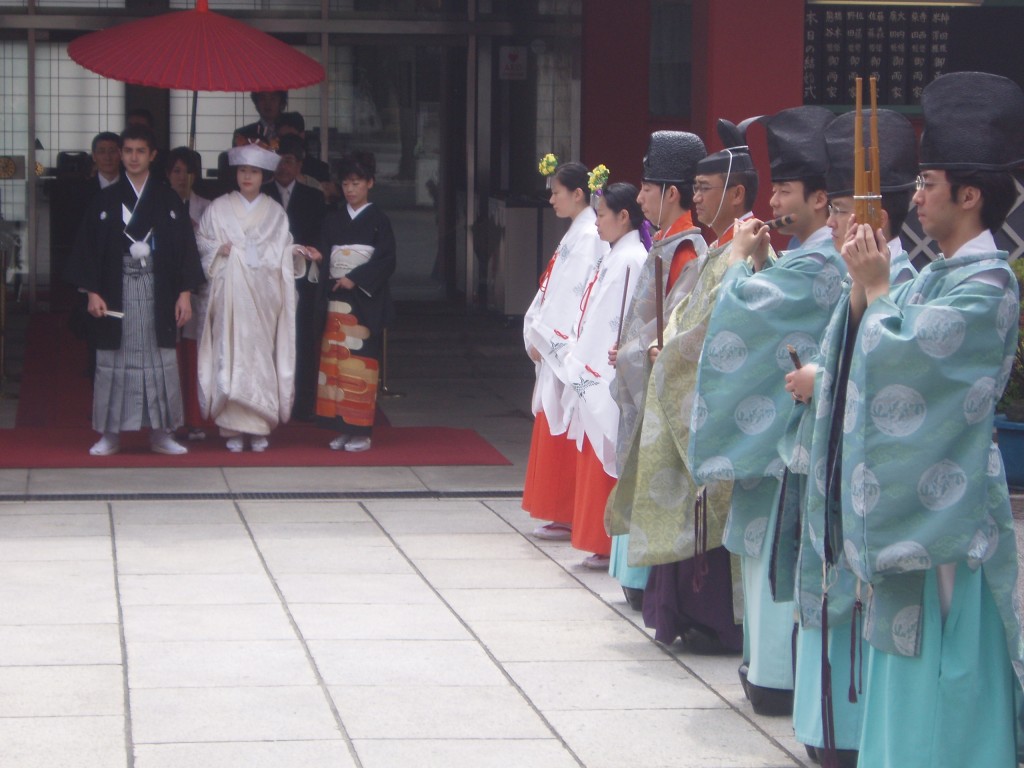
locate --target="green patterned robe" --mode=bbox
[607,238,741,577]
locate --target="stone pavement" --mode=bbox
[0,490,810,768]
[0,306,813,767]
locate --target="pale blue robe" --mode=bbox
[690,225,846,689]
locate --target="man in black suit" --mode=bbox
[264,134,327,420]
[275,112,331,184]
[91,132,122,193]
[67,132,123,367]
[236,90,288,144]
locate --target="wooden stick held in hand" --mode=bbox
[654,257,664,349]
[616,267,631,350]
[786,344,802,370]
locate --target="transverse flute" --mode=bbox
[764,214,795,231]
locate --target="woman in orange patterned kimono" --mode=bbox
[314,151,396,452]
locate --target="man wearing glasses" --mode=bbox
[688,105,845,717]
[837,71,1024,768]
[778,107,917,766]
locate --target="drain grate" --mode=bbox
[0,489,523,503]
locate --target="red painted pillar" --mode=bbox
[580,0,652,185]
[691,0,806,218]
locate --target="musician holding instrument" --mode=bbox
[609,118,766,653]
[837,71,1024,768]
[604,131,708,604]
[688,105,847,717]
[779,94,919,767]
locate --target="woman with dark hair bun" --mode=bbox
[560,178,648,568]
[522,159,608,546]
[314,150,396,453]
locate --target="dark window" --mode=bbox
[649,0,692,118]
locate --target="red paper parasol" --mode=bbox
[67,0,324,92]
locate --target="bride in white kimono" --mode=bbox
[196,143,321,452]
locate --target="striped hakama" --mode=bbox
[93,255,183,433]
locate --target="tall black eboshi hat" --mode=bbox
[919,71,1024,172]
[696,117,759,176]
[641,131,706,185]
[761,105,835,183]
[824,109,918,197]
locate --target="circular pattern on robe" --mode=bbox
[705,330,748,373]
[765,457,787,479]
[639,408,663,448]
[789,445,811,474]
[677,326,705,362]
[652,358,669,397]
[813,264,844,310]
[775,332,819,372]
[738,474,762,491]
[648,467,688,509]
[870,384,927,437]
[891,604,922,656]
[850,463,881,517]
[997,353,1015,394]
[814,456,828,496]
[967,515,1000,568]
[816,369,834,420]
[860,313,884,354]
[740,276,786,312]
[875,540,932,574]
[963,377,997,425]
[987,443,1004,478]
[807,517,819,548]
[843,380,861,434]
[917,459,968,511]
[695,456,735,484]
[997,289,1018,341]
[744,516,768,557]
[688,392,709,433]
[800,590,823,627]
[629,527,650,560]
[913,305,967,359]
[844,539,867,581]
[819,313,838,355]
[734,395,777,436]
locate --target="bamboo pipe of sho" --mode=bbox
[854,76,884,231]
[868,76,883,230]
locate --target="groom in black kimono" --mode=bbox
[66,124,205,456]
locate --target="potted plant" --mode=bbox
[995,258,1024,488]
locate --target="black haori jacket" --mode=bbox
[66,174,205,350]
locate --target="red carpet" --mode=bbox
[7,313,510,469]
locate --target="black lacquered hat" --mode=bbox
[696,117,758,176]
[641,130,706,185]
[824,109,918,197]
[762,105,835,183]
[919,71,1024,172]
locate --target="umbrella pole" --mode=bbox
[189,90,198,151]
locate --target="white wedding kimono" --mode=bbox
[196,192,305,436]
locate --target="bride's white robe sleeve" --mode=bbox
[195,192,304,434]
